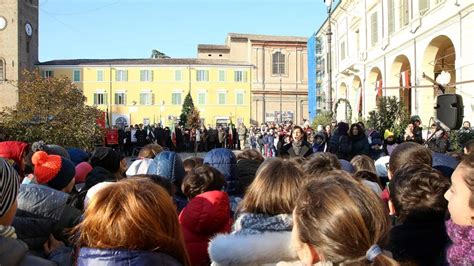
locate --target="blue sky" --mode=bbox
[39,0,328,61]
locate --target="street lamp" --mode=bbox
[324,0,333,114]
[279,48,283,123]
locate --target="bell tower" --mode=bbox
[0,0,39,108]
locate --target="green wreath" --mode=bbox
[333,98,352,122]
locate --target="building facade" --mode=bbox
[198,33,309,125]
[311,0,474,125]
[38,59,252,127]
[0,0,39,108]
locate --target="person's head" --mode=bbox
[182,165,225,199]
[236,149,264,162]
[388,142,432,179]
[464,139,474,154]
[238,157,305,215]
[32,151,76,193]
[351,155,376,174]
[406,123,414,133]
[383,129,395,142]
[75,178,190,265]
[349,123,362,137]
[302,153,341,179]
[130,174,174,197]
[325,125,331,132]
[74,162,93,184]
[182,158,196,173]
[331,120,337,128]
[336,122,349,135]
[390,164,449,222]
[353,170,383,190]
[462,121,471,129]
[292,171,394,265]
[411,115,421,127]
[138,144,163,159]
[292,126,304,142]
[0,158,20,226]
[444,153,474,226]
[89,147,121,174]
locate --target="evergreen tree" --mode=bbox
[187,106,201,129]
[0,71,103,151]
[179,91,195,127]
[368,96,410,138]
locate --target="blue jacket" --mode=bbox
[78,248,182,266]
[203,148,237,196]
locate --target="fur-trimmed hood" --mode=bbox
[208,231,298,265]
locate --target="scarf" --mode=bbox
[232,213,293,236]
[292,140,303,156]
[445,219,474,265]
[0,225,17,239]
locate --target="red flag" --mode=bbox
[401,71,410,89]
[376,80,383,97]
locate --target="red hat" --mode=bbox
[32,151,75,190]
[74,162,93,184]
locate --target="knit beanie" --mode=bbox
[384,129,394,140]
[31,141,70,159]
[32,151,76,191]
[89,147,120,174]
[74,162,93,184]
[0,158,20,217]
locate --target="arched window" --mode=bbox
[272,51,285,75]
[0,58,5,82]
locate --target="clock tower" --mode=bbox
[0,0,39,108]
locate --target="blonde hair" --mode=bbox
[238,157,305,215]
[294,171,397,265]
[351,155,377,174]
[74,178,190,265]
[138,144,163,159]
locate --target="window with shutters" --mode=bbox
[115,92,125,105]
[172,91,182,105]
[217,91,226,105]
[419,0,430,15]
[219,70,226,81]
[340,41,346,60]
[97,70,104,81]
[236,91,244,105]
[272,51,285,75]
[41,70,54,78]
[370,12,378,47]
[234,70,247,82]
[400,0,410,27]
[73,70,81,82]
[115,70,128,81]
[388,0,395,35]
[196,70,209,82]
[140,70,153,82]
[93,92,106,105]
[140,91,152,105]
[198,91,206,105]
[175,70,182,81]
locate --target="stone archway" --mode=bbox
[390,54,412,114]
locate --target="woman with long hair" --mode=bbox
[74,178,190,266]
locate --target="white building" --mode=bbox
[314,0,474,125]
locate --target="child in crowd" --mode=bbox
[75,178,190,265]
[302,152,341,179]
[388,164,450,265]
[291,171,396,265]
[179,165,231,266]
[209,158,305,264]
[443,153,474,265]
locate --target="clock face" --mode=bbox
[25,23,32,36]
[0,17,6,30]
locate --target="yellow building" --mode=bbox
[38,58,252,127]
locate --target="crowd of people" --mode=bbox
[0,117,473,265]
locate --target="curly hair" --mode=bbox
[302,152,341,179]
[181,165,225,199]
[389,164,450,221]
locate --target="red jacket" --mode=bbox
[179,191,232,266]
[0,141,29,177]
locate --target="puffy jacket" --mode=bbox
[147,151,188,211]
[0,141,29,177]
[78,248,182,266]
[179,191,232,266]
[203,148,237,195]
[13,184,79,251]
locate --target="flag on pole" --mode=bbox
[401,70,410,89]
[375,80,383,97]
[105,108,111,128]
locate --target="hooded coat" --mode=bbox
[179,191,232,266]
[203,148,237,196]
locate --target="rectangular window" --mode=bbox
[140,91,152,105]
[93,92,106,105]
[219,70,226,81]
[217,91,226,105]
[175,70,182,81]
[236,92,244,105]
[419,0,430,14]
[388,0,395,35]
[234,70,247,82]
[97,70,104,81]
[115,92,125,105]
[340,41,346,60]
[196,70,209,81]
[172,92,182,105]
[140,70,153,82]
[115,70,128,81]
[272,51,286,75]
[73,70,81,82]
[41,70,54,78]
[400,0,410,27]
[198,91,206,105]
[371,12,378,47]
